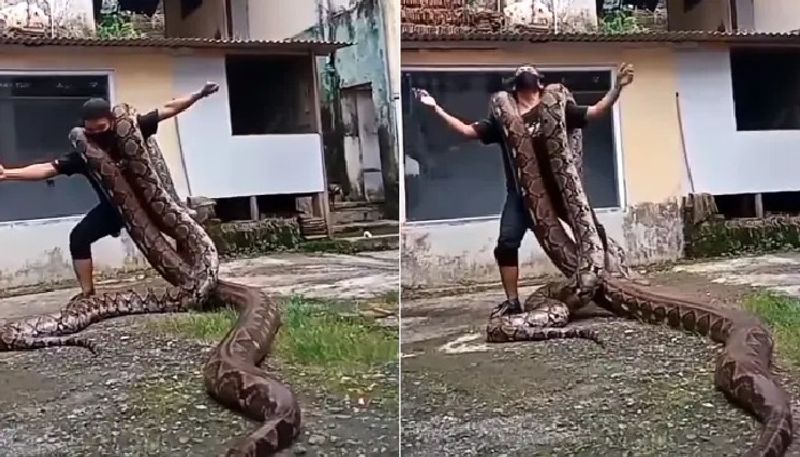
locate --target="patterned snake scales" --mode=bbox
[0,104,300,456]
[485,84,793,457]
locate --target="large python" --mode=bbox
[485,85,793,457]
[0,104,300,456]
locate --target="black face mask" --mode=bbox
[514,72,541,92]
[87,129,115,150]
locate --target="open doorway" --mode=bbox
[341,84,384,202]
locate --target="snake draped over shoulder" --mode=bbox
[485,84,793,457]
[0,103,301,456]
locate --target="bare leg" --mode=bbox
[73,258,95,296]
[499,265,520,300]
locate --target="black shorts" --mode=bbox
[68,203,124,260]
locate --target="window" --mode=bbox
[731,48,800,131]
[0,73,109,222]
[402,69,620,222]
[225,55,316,136]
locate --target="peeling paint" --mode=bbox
[401,200,684,288]
[621,198,684,265]
[0,217,147,290]
[295,0,398,212]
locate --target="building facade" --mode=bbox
[400,30,800,288]
[164,0,401,218]
[0,37,341,289]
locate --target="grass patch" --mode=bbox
[275,296,396,369]
[744,292,800,368]
[145,296,398,407]
[148,307,238,342]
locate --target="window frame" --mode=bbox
[400,64,626,227]
[0,69,115,224]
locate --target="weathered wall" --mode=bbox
[0,46,185,289]
[0,0,95,36]
[402,201,684,287]
[400,42,688,287]
[297,0,399,218]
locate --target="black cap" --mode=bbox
[81,98,112,121]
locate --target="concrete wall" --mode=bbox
[0,46,326,289]
[163,0,227,38]
[0,47,181,288]
[753,0,800,32]
[246,0,319,40]
[1,0,96,32]
[676,47,800,196]
[401,43,688,287]
[296,0,399,217]
[173,55,325,198]
[667,0,800,32]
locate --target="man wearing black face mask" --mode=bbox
[0,81,220,298]
[415,63,634,317]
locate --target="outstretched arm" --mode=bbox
[157,81,220,121]
[414,89,482,140]
[0,162,58,181]
[587,62,634,120]
[432,105,482,139]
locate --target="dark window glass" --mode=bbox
[0,74,109,222]
[731,48,800,131]
[402,69,620,222]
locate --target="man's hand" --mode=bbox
[413,88,437,109]
[0,164,5,181]
[616,63,634,87]
[199,81,220,98]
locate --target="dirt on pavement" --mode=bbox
[401,258,800,457]
[0,251,399,457]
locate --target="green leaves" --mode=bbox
[97,11,142,40]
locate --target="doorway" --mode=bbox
[341,84,384,202]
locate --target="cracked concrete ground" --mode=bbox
[0,251,399,457]
[401,253,800,457]
[0,251,398,321]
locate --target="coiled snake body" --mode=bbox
[0,104,300,456]
[486,85,793,457]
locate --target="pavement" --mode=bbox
[0,251,399,321]
[401,253,800,457]
[0,250,400,457]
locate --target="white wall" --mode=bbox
[677,49,800,195]
[173,56,325,198]
[246,0,318,40]
[0,216,146,289]
[403,211,625,287]
[753,0,800,32]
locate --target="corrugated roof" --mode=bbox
[0,35,350,53]
[402,29,800,45]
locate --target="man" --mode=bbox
[415,63,634,317]
[0,81,220,298]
